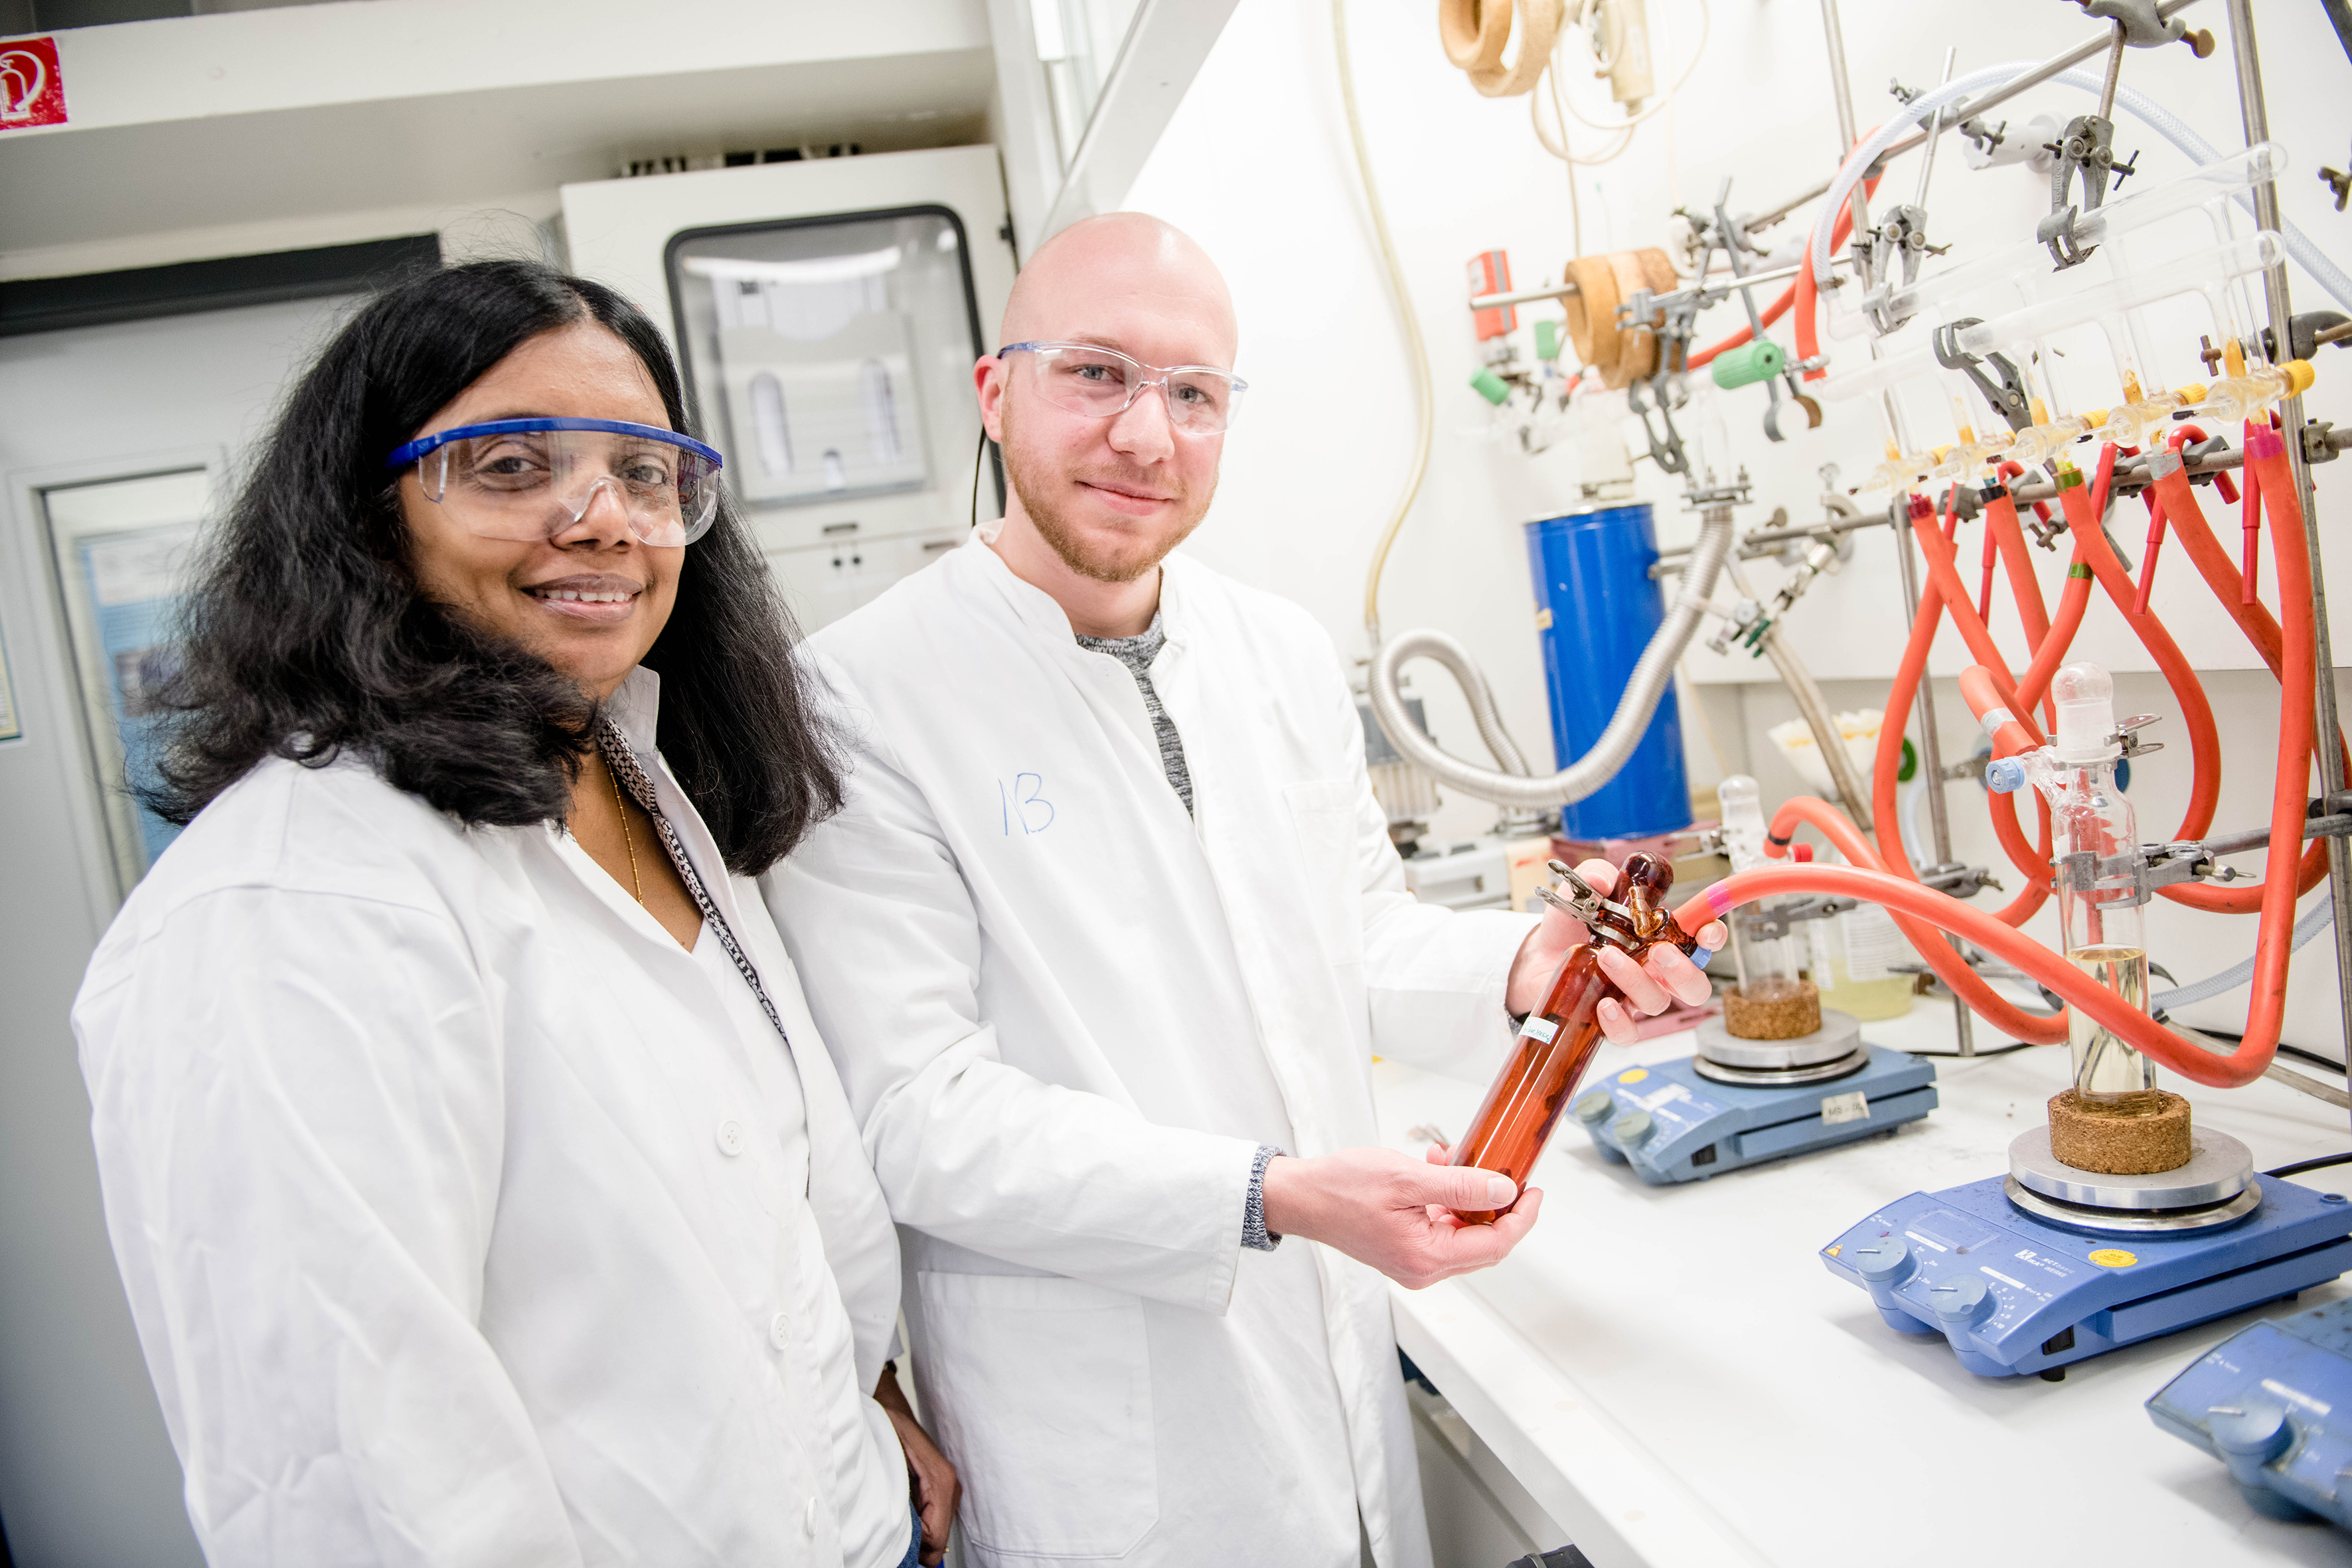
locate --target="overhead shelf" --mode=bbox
[0,0,994,279]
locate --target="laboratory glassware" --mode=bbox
[1449,852,1703,1220]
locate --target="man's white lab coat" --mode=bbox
[76,671,910,1567]
[766,536,1535,1568]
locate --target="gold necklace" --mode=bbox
[605,749,644,904]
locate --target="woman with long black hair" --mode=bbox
[72,260,956,1567]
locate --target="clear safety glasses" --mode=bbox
[997,341,1247,434]
[386,418,726,548]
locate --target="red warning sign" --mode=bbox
[0,37,66,131]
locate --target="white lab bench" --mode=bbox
[1372,1000,2352,1568]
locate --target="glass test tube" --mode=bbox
[2047,665,2158,1113]
[1717,776,1804,1000]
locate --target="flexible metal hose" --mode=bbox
[1755,623,1877,832]
[1368,505,1735,809]
[1725,556,1877,832]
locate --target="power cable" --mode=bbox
[2266,1150,2352,1179]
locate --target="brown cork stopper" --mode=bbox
[1723,980,1823,1040]
[2047,1088,2194,1175]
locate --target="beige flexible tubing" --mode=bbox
[1468,0,1563,96]
[1334,0,1433,643]
[1439,0,1512,70]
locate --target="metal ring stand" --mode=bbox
[1692,1012,1872,1085]
[2003,1126,2261,1233]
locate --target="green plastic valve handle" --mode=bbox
[1533,319,1561,362]
[1709,339,1786,390]
[1469,366,1512,406]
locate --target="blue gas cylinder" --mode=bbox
[1524,503,1693,840]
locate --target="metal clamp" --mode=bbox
[1933,319,2035,432]
[2038,113,2136,268]
[1536,858,1642,949]
[1739,895,1856,941]
[2114,713,2165,760]
[2074,0,2213,54]
[1919,860,2005,898]
[1701,597,1770,659]
[1861,203,1942,335]
[2057,839,2240,909]
[1624,375,1690,476]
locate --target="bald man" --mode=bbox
[764,214,1718,1568]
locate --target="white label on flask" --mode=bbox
[1840,903,1905,982]
[1520,1015,1561,1043]
[1821,1090,1871,1125]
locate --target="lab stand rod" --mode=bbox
[1912,46,1959,211]
[2225,0,2352,1069]
[1887,496,1974,1057]
[1743,177,1835,236]
[2197,813,2352,862]
[1817,0,1869,240]
[2096,19,2128,121]
[1467,260,1810,314]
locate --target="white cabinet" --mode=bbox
[562,145,1016,631]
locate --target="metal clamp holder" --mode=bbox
[2038,114,2134,268]
[1919,860,2005,898]
[1739,895,1857,941]
[2057,840,2238,910]
[1934,319,2036,433]
[2114,713,2165,760]
[1861,203,1941,335]
[1536,859,1643,951]
[1625,374,1690,476]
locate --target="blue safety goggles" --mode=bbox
[387,418,726,547]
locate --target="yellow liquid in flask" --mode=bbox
[2066,945,2158,1113]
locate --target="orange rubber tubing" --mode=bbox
[2236,428,2319,1058]
[1954,662,2063,903]
[2015,561,2096,716]
[2053,455,2221,844]
[1792,167,1880,382]
[1676,860,2276,1085]
[1985,492,2053,656]
[1917,428,2313,1070]
[1959,665,2041,756]
[2148,454,2336,900]
[1911,508,2029,706]
[1867,559,2053,921]
[1761,797,2067,1044]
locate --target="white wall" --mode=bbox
[1126,0,2352,1050]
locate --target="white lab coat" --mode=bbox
[75,670,910,1568]
[765,536,1535,1568]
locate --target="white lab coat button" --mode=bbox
[716,1119,746,1156]
[801,1496,819,1536]
[770,1311,791,1349]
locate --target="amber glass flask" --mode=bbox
[1448,852,1701,1222]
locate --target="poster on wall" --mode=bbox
[44,467,208,894]
[76,526,196,868]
